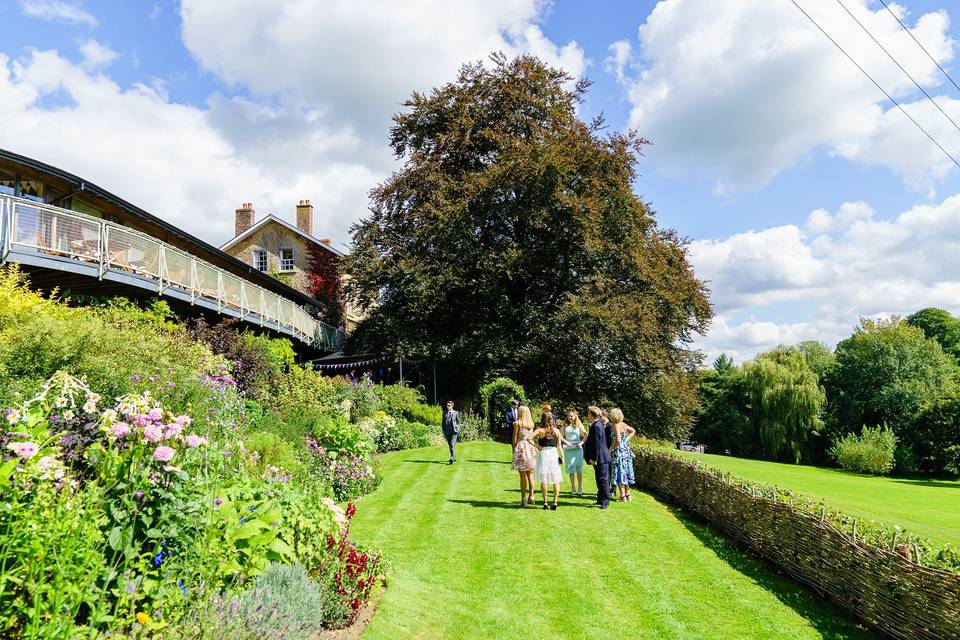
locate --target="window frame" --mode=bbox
[279,247,295,272]
[252,249,268,272]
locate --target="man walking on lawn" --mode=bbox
[583,406,612,509]
[442,400,460,465]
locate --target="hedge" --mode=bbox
[633,446,960,640]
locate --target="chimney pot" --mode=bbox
[235,202,255,237]
[295,199,314,237]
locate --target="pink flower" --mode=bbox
[109,422,131,438]
[7,441,38,459]
[175,415,192,426]
[153,446,175,462]
[142,424,163,443]
[163,423,183,440]
[37,455,58,471]
[147,408,163,421]
[185,435,207,448]
[131,414,150,427]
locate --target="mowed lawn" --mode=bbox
[351,442,872,640]
[676,451,960,546]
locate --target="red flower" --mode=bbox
[346,502,357,518]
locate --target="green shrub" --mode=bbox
[0,267,209,410]
[313,414,374,457]
[406,402,442,425]
[457,413,490,442]
[374,418,443,452]
[181,564,330,640]
[270,366,339,415]
[478,377,526,437]
[342,375,379,423]
[830,425,898,475]
[244,431,305,477]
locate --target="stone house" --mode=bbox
[221,200,362,329]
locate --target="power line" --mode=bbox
[878,0,960,96]
[789,0,960,171]
[835,0,960,136]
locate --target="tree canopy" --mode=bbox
[343,54,712,438]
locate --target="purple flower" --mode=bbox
[147,408,163,421]
[153,446,175,462]
[185,434,207,448]
[134,490,144,500]
[109,422,131,438]
[143,424,163,443]
[214,497,223,506]
[130,374,141,383]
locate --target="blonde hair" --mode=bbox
[515,405,534,430]
[586,406,601,420]
[566,409,583,428]
[609,408,624,424]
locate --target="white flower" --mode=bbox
[82,401,97,414]
[86,393,100,403]
[101,409,117,422]
[321,497,335,508]
[4,409,20,425]
[54,396,68,408]
[62,410,75,420]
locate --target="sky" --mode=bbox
[2,0,960,363]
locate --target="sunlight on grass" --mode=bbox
[351,442,873,640]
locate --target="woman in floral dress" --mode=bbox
[609,408,636,502]
[511,405,536,507]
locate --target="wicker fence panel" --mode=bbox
[633,449,960,640]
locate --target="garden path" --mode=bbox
[350,442,874,640]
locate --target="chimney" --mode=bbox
[296,199,314,236]
[235,202,255,236]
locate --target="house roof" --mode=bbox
[0,147,322,308]
[220,214,347,257]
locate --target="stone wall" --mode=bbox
[227,222,312,295]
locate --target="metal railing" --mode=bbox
[0,195,337,350]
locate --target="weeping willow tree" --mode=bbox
[742,347,825,463]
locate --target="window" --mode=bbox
[279,248,294,271]
[253,249,268,272]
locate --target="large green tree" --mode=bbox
[825,318,958,471]
[742,347,825,464]
[343,55,711,438]
[906,307,960,357]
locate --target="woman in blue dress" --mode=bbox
[609,408,636,502]
[560,409,587,496]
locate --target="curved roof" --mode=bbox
[0,147,321,307]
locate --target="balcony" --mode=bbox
[0,195,338,350]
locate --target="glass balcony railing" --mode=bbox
[0,195,338,350]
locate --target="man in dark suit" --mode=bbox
[503,400,519,451]
[583,406,612,509]
[601,409,615,495]
[442,400,460,464]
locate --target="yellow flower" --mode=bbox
[135,612,151,625]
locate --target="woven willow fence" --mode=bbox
[633,448,960,640]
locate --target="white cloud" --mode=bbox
[179,0,586,134]
[604,39,632,85]
[614,0,957,191]
[0,1,583,252]
[78,39,117,70]
[19,0,97,27]
[692,194,960,362]
[0,50,376,245]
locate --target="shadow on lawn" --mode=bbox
[465,459,512,465]
[447,498,596,509]
[660,499,875,640]
[890,478,960,489]
[403,460,447,465]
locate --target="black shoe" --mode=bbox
[542,502,549,510]
[551,503,558,510]
[599,503,609,510]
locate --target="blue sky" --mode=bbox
[3,0,960,361]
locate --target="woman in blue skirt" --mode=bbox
[560,409,587,496]
[609,408,636,501]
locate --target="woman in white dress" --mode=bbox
[528,404,565,510]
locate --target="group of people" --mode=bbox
[505,401,635,510]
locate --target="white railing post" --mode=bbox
[0,197,8,262]
[259,289,265,326]
[190,258,198,304]
[158,245,166,294]
[216,271,224,312]
[99,223,108,280]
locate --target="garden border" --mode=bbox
[633,447,960,640]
